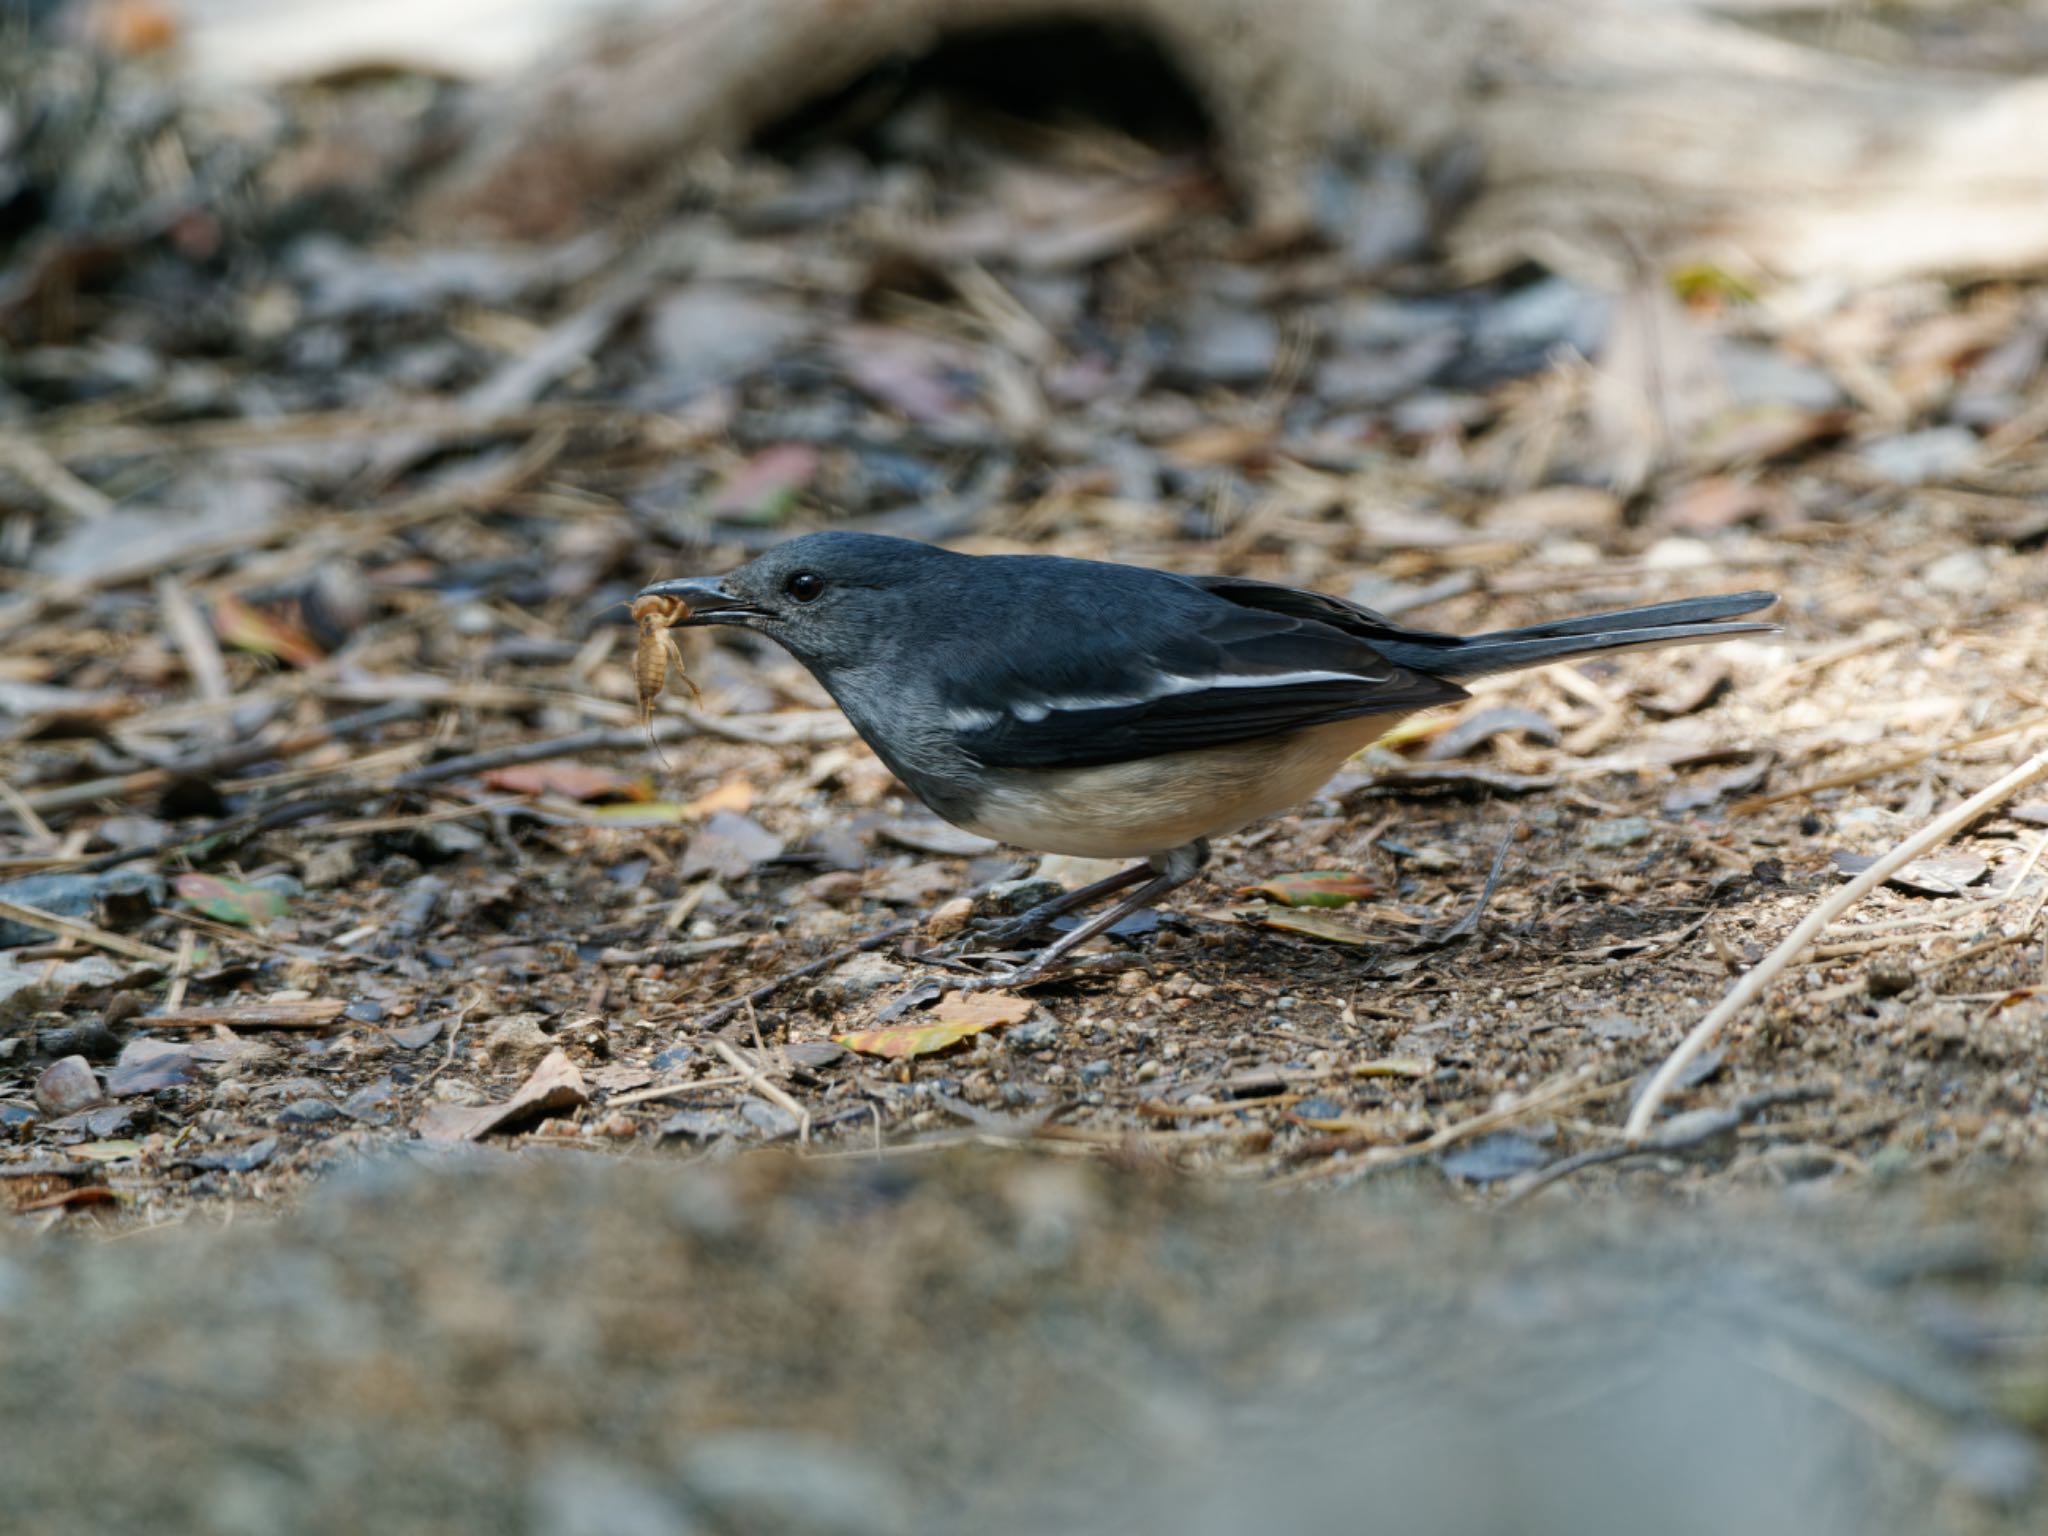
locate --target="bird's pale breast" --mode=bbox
[955,713,1408,859]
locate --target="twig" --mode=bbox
[386,722,695,791]
[691,918,923,1033]
[1271,1066,1623,1186]
[1505,1085,1832,1204]
[1627,748,2048,1143]
[605,1071,749,1109]
[28,700,426,819]
[711,1038,812,1145]
[163,928,198,1014]
[313,797,529,837]
[1411,823,1517,949]
[0,777,55,846]
[141,1000,348,1029]
[1731,710,2048,815]
[0,433,114,520]
[154,574,229,708]
[0,898,175,965]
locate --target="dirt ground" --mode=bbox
[3,8,2048,1528]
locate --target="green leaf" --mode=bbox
[174,873,289,927]
[1239,869,1377,908]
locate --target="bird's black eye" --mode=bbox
[784,571,825,603]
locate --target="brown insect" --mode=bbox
[631,593,699,762]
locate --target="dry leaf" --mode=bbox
[835,992,1031,1060]
[1237,870,1378,908]
[211,592,324,668]
[483,762,648,802]
[414,1048,588,1142]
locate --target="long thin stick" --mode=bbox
[1626,748,2048,1144]
[0,898,176,965]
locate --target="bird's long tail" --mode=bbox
[1374,592,1778,679]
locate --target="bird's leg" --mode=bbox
[970,862,1155,949]
[958,841,1208,989]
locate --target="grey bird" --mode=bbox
[639,533,1774,983]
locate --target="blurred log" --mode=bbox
[178,0,2048,284]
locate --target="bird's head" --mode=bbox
[635,531,963,677]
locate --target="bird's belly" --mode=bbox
[957,714,1408,860]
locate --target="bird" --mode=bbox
[638,532,1775,984]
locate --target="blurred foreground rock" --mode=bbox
[3,1151,2045,1534]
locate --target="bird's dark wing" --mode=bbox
[946,592,1464,771]
[1187,574,1454,648]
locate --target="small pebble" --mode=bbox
[276,1098,343,1126]
[1584,816,1653,851]
[34,1056,103,1118]
[925,896,974,939]
[1007,1020,1057,1053]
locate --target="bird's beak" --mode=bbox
[634,576,765,625]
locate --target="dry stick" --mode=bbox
[690,918,924,1034]
[163,928,198,1014]
[710,1038,812,1146]
[605,1071,749,1110]
[28,699,427,818]
[155,574,230,708]
[1505,1084,1833,1205]
[0,777,55,845]
[1627,747,2048,1144]
[1271,1067,1624,1187]
[0,898,176,965]
[1731,710,2048,815]
[0,433,114,520]
[141,1000,348,1030]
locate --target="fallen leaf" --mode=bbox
[483,762,649,802]
[1238,870,1379,908]
[1157,423,1275,467]
[707,444,818,523]
[680,811,786,881]
[1249,907,1377,944]
[211,592,324,669]
[688,780,755,818]
[70,1139,144,1163]
[1831,850,1990,898]
[173,873,289,927]
[1422,707,1561,762]
[414,1048,588,1142]
[835,992,1030,1059]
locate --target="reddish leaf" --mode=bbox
[708,444,818,523]
[211,592,324,668]
[1239,870,1378,908]
[483,762,649,802]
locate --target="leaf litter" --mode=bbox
[0,9,2045,1253]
